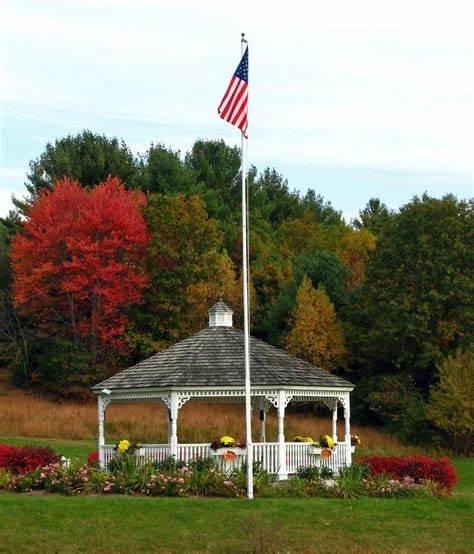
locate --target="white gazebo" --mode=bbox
[92,300,355,479]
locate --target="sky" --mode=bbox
[0,0,472,220]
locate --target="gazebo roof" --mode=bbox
[92,301,353,392]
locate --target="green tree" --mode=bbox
[0,212,32,384]
[135,143,196,194]
[427,349,474,454]
[283,276,346,371]
[257,251,348,345]
[353,198,393,235]
[348,194,473,390]
[17,130,137,210]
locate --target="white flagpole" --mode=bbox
[240,32,253,499]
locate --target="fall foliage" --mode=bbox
[11,177,149,352]
[1,131,472,451]
[283,276,346,371]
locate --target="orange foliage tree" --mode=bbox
[283,275,346,371]
[337,228,376,289]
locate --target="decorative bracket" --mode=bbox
[177,394,191,410]
[264,392,293,409]
[322,398,338,411]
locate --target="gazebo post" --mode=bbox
[169,392,179,458]
[258,397,266,443]
[332,403,338,443]
[277,390,287,480]
[97,395,109,469]
[343,394,351,465]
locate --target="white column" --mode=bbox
[343,394,351,466]
[277,390,287,480]
[258,397,266,443]
[169,392,178,458]
[332,403,338,443]
[167,408,172,444]
[98,396,106,469]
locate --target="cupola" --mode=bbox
[208,298,233,327]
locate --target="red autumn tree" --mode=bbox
[11,176,150,354]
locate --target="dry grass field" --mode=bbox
[0,383,404,451]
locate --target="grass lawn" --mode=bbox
[0,437,473,553]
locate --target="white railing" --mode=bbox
[102,441,350,474]
[253,442,280,474]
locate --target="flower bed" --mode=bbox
[0,442,457,499]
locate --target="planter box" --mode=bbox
[307,446,322,455]
[351,446,356,453]
[210,447,247,457]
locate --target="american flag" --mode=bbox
[218,47,248,137]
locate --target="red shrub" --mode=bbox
[357,455,458,492]
[0,444,59,475]
[87,451,99,466]
[0,444,19,468]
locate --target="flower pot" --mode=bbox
[210,447,247,471]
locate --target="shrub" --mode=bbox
[1,444,59,474]
[0,468,12,490]
[153,456,186,472]
[187,457,217,472]
[334,463,369,498]
[296,465,321,482]
[108,452,140,477]
[357,455,457,492]
[0,445,17,468]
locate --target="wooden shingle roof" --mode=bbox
[92,325,353,391]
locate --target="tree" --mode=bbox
[17,130,137,210]
[347,194,473,391]
[0,213,32,382]
[427,349,474,454]
[257,251,348,345]
[130,193,230,353]
[337,228,376,289]
[134,143,196,194]
[283,276,346,371]
[353,198,393,235]
[11,177,149,358]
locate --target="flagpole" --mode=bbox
[240,32,253,499]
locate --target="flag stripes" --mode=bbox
[218,47,248,136]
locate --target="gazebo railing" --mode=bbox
[102,442,349,474]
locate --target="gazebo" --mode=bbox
[92,300,355,479]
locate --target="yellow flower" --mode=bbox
[117,439,130,453]
[320,434,334,448]
[220,436,235,445]
[303,436,314,443]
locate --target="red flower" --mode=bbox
[87,451,99,466]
